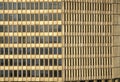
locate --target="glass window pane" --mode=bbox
[18,14,21,21]
[48,2,52,9]
[40,70,44,77]
[40,25,43,32]
[0,2,3,9]
[36,37,39,43]
[31,36,34,43]
[27,25,30,32]
[5,37,8,43]
[31,25,34,32]
[54,37,57,43]
[44,14,48,21]
[40,59,43,66]
[18,3,21,9]
[26,2,30,9]
[31,48,34,54]
[44,2,48,9]
[31,14,34,21]
[44,25,48,32]
[58,14,61,20]
[27,14,30,21]
[27,48,30,54]
[58,48,62,54]
[49,25,52,32]
[13,25,17,32]
[27,59,30,66]
[58,36,61,43]
[22,3,25,9]
[36,70,39,77]
[13,14,17,21]
[53,25,57,32]
[35,14,38,21]
[14,36,17,43]
[13,3,17,10]
[22,14,25,21]
[36,48,39,54]
[0,14,3,21]
[35,3,38,9]
[39,2,43,9]
[27,36,30,43]
[53,14,57,20]
[58,25,62,32]
[40,48,43,54]
[9,14,12,21]
[14,59,17,66]
[35,25,39,32]
[40,36,44,43]
[4,26,8,32]
[4,3,7,10]
[49,14,52,21]
[36,59,39,66]
[58,59,62,66]
[4,14,8,21]
[49,48,52,54]
[58,2,62,9]
[45,70,48,77]
[54,48,57,54]
[40,14,43,21]
[45,48,48,54]
[22,25,26,32]
[9,48,13,54]
[9,37,12,43]
[53,2,57,9]
[49,59,52,66]
[0,25,3,32]
[8,3,12,10]
[49,36,52,43]
[54,70,57,77]
[31,2,34,9]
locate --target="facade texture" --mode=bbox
[0,0,120,82]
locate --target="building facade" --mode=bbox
[0,0,120,82]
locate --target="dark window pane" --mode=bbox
[45,48,48,54]
[58,2,62,9]
[22,3,25,9]
[5,59,8,66]
[0,59,4,66]
[0,37,3,43]
[58,36,61,43]
[58,59,62,66]
[23,70,26,77]
[54,37,57,43]
[0,48,4,54]
[23,48,26,54]
[44,14,48,21]
[9,25,12,32]
[27,37,30,43]
[18,3,21,9]
[49,14,52,21]
[48,2,52,9]
[40,59,43,66]
[31,48,34,54]
[54,48,57,54]
[32,59,34,66]
[45,70,48,77]
[18,25,21,32]
[18,59,21,66]
[8,3,12,10]
[0,14,3,21]
[45,36,48,43]
[35,37,39,43]
[26,2,30,9]
[49,25,52,32]
[13,25,17,32]
[5,70,8,77]
[40,48,43,54]
[9,37,12,43]
[4,14,8,21]
[5,37,8,43]
[14,48,17,54]
[10,59,13,66]
[18,70,21,77]
[40,14,43,21]
[53,25,57,32]
[4,3,7,10]
[40,25,43,32]
[14,36,17,43]
[31,36,34,43]
[40,36,43,43]
[27,14,30,21]
[58,25,62,32]
[44,2,48,9]
[31,14,34,21]
[36,70,39,77]
[54,59,57,66]
[27,48,30,54]
[58,14,61,20]
[35,25,39,32]
[49,70,52,77]
[49,48,52,54]
[45,59,48,66]
[0,25,3,32]
[58,48,62,54]
[36,48,39,54]
[0,3,3,9]
[14,70,17,77]
[31,3,34,9]
[44,25,48,32]
[22,14,25,21]
[22,25,26,32]
[31,25,34,32]
[27,25,30,32]
[23,59,26,66]
[18,37,21,43]
[35,3,38,9]
[49,59,52,66]
[13,3,17,10]
[40,70,44,77]
[27,70,30,77]
[5,48,8,54]
[9,70,13,77]
[18,14,21,21]
[54,70,57,77]
[0,70,3,77]
[58,70,62,77]
[36,59,39,66]
[32,70,34,77]
[53,2,57,9]
[49,36,52,43]
[14,59,17,66]
[39,2,43,9]
[9,48,12,54]
[35,14,38,21]
[27,59,30,66]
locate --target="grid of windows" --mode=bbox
[0,14,61,21]
[0,25,62,32]
[0,47,62,55]
[0,70,62,77]
[0,36,62,43]
[0,2,62,10]
[0,59,62,66]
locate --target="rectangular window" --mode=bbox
[26,2,30,9]
[49,59,52,66]
[40,14,43,21]
[8,3,12,10]
[0,14,3,21]
[18,3,21,9]
[13,3,17,10]
[48,2,52,9]
[58,2,62,9]
[22,3,25,9]
[40,25,43,32]
[0,3,3,9]
[0,25,3,32]
[40,59,43,66]
[40,48,43,54]
[45,59,48,66]
[4,3,7,10]
[53,2,57,9]
[35,3,38,9]
[39,2,43,9]
[31,2,34,9]
[44,2,48,9]
[4,14,8,21]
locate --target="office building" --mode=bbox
[0,0,120,82]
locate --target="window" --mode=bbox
[0,14,3,21]
[22,14,25,21]
[4,14,8,21]
[44,2,48,9]
[36,48,39,54]
[9,25,12,32]
[23,59,26,66]
[10,59,13,66]
[53,25,57,32]
[49,48,52,54]
[49,59,52,66]
[36,59,39,66]
[58,36,61,43]
[40,70,44,77]
[40,25,43,32]
[27,59,30,66]
[0,25,3,32]
[0,3,3,9]
[45,70,48,77]
[54,59,57,66]
[49,70,52,77]
[49,14,52,21]
[27,14,30,21]
[5,48,8,54]
[31,48,34,54]
[49,36,52,43]
[36,70,39,77]
[22,3,25,9]
[45,48,48,54]
[27,25,30,32]
[0,70,3,77]
[5,37,8,43]
[31,25,34,32]
[58,70,62,77]
[45,36,48,43]
[49,25,52,32]
[35,3,38,9]
[9,37,12,43]
[23,70,26,77]
[13,3,17,10]
[5,70,8,77]
[0,59,3,66]
[22,25,26,32]
[35,14,38,21]
[39,2,43,9]
[18,3,21,9]
[18,25,21,32]
[40,59,43,66]
[0,37,3,43]
[40,36,44,43]
[31,3,34,9]
[35,25,39,32]
[14,70,17,77]
[53,14,57,20]
[58,48,62,54]
[13,25,17,32]
[54,48,57,54]
[23,48,26,54]
[0,48,4,54]
[58,2,62,9]
[5,59,8,66]
[27,70,30,77]
[44,25,48,32]
[18,14,21,21]
[44,14,48,21]
[48,2,52,9]
[14,59,17,66]
[8,3,12,10]
[26,2,30,9]
[45,59,48,66]
[58,25,62,32]
[54,70,57,77]
[58,59,62,66]
[32,70,35,77]
[54,37,57,43]
[58,14,61,20]
[14,36,17,43]
[53,2,57,9]
[4,3,7,10]
[18,70,21,77]
[18,59,21,66]
[31,14,34,21]
[31,36,34,43]
[14,48,17,54]
[32,59,34,66]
